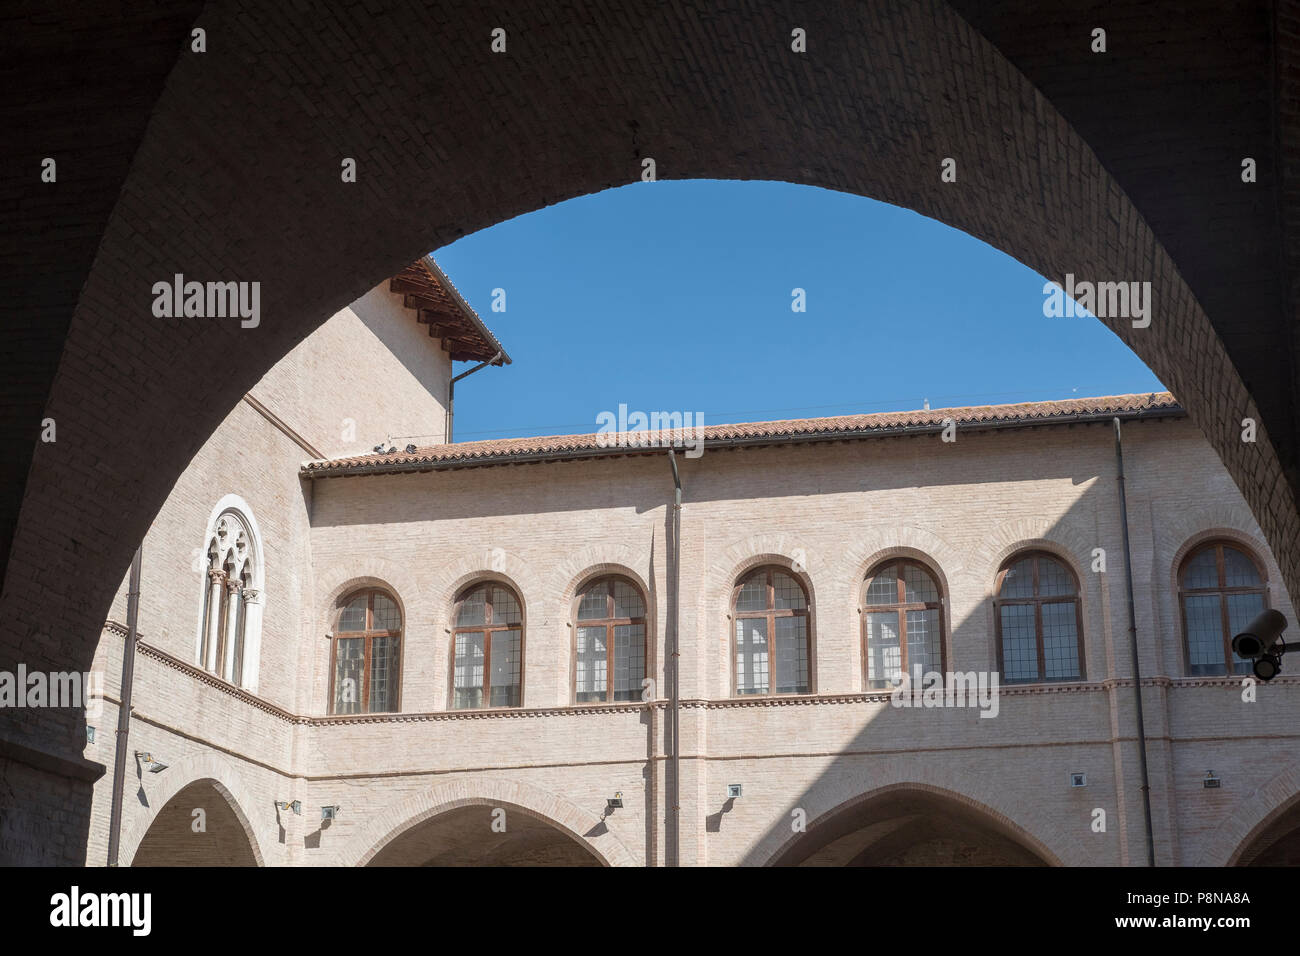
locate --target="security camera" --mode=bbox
[1232,609,1288,659]
[1232,609,1290,681]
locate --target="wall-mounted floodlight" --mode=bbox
[135,752,168,773]
[1232,609,1290,681]
[1069,772,1087,788]
[606,792,624,811]
[275,800,302,815]
[726,784,743,799]
[321,805,340,822]
[1203,770,1221,790]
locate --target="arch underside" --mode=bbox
[771,789,1053,867]
[131,780,259,867]
[367,805,603,867]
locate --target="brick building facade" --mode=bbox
[81,264,1300,867]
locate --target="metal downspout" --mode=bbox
[445,350,503,443]
[667,448,682,867]
[106,544,142,866]
[1113,417,1157,866]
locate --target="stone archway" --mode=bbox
[345,778,636,867]
[5,0,1298,864]
[766,783,1059,867]
[129,778,262,867]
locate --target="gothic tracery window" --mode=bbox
[198,508,261,687]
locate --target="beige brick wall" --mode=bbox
[88,394,1300,865]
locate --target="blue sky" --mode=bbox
[431,179,1165,442]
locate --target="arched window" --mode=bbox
[452,583,524,709]
[994,551,1084,683]
[863,559,944,689]
[574,576,647,703]
[732,566,811,696]
[198,507,262,688]
[330,589,402,714]
[1179,540,1267,676]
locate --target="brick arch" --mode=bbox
[553,545,655,618]
[1194,761,1300,866]
[315,561,422,636]
[6,0,1300,863]
[1166,526,1274,596]
[755,779,1064,868]
[430,552,542,627]
[117,751,268,867]
[345,778,636,867]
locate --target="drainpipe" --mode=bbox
[445,350,503,443]
[666,448,682,867]
[1113,418,1156,866]
[106,544,142,867]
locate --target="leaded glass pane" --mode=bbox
[735,573,767,613]
[338,595,368,633]
[372,593,401,631]
[369,635,397,712]
[1227,592,1265,674]
[1000,558,1035,599]
[735,617,768,694]
[613,580,645,619]
[453,631,485,708]
[1223,547,1262,588]
[1038,558,1075,597]
[866,610,902,688]
[333,637,363,714]
[1183,594,1222,676]
[906,608,942,677]
[866,566,899,606]
[613,623,645,701]
[492,587,522,625]
[489,628,522,706]
[1041,602,1080,680]
[1183,548,1219,590]
[903,565,939,604]
[575,626,607,702]
[577,583,607,621]
[1000,604,1038,682]
[457,586,487,627]
[774,615,809,693]
[773,571,806,610]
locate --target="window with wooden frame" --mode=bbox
[994,551,1084,684]
[732,566,811,696]
[573,576,647,703]
[330,589,402,715]
[452,582,524,709]
[863,559,944,689]
[1179,540,1267,676]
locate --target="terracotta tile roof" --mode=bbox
[389,256,510,364]
[302,392,1180,477]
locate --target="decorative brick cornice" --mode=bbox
[107,622,1298,731]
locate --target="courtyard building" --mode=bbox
[85,261,1300,867]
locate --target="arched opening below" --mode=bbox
[367,805,602,867]
[771,789,1051,867]
[131,781,258,866]
[1236,799,1300,866]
